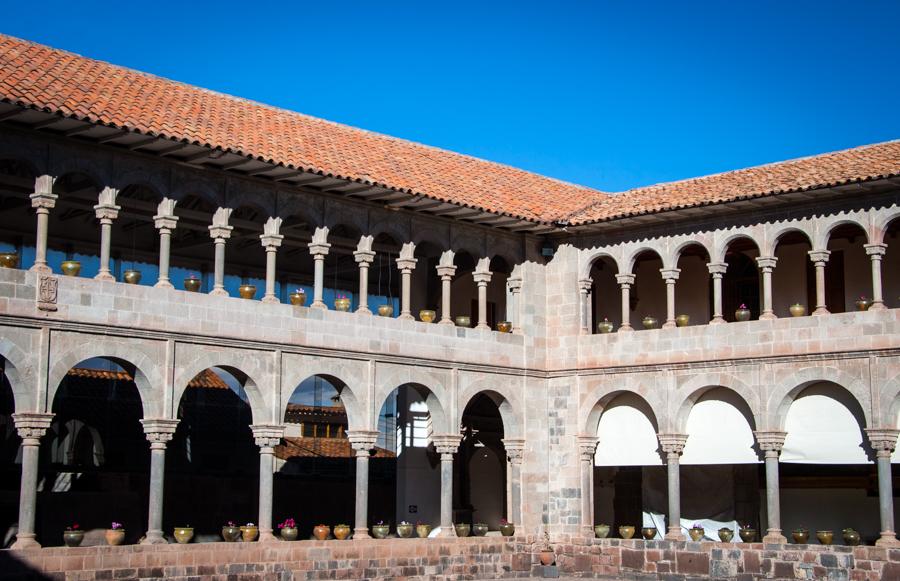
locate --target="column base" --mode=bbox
[209,288,229,297]
[869,302,887,311]
[261,295,279,304]
[94,272,115,282]
[664,528,685,541]
[759,312,777,321]
[398,313,414,321]
[154,280,174,289]
[438,319,454,326]
[29,264,51,275]
[353,528,371,539]
[258,530,277,543]
[310,302,327,310]
[475,324,490,331]
[812,307,830,316]
[356,307,372,315]
[618,325,634,332]
[763,531,787,544]
[876,532,900,547]
[662,321,676,329]
[11,533,41,550]
[709,316,726,325]
[436,527,456,538]
[140,531,168,545]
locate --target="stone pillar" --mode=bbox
[94,187,120,282]
[348,430,378,539]
[578,278,593,335]
[308,227,330,309]
[503,438,525,525]
[436,250,456,325]
[707,262,727,324]
[808,250,830,315]
[396,243,417,321]
[866,429,900,546]
[577,435,599,536]
[615,274,635,331]
[259,217,284,304]
[251,425,284,542]
[660,268,680,328]
[354,236,375,314]
[473,258,492,330]
[208,208,233,297]
[507,277,523,334]
[756,257,778,320]
[153,198,178,289]
[11,413,53,550]
[754,430,787,544]
[658,434,688,540]
[433,435,460,537]
[864,244,888,311]
[140,418,179,544]
[29,175,57,274]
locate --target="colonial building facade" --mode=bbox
[0,33,899,563]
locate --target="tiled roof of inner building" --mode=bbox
[0,34,898,226]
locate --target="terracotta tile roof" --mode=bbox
[275,437,395,460]
[284,403,346,423]
[67,367,228,389]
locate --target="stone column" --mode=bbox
[577,435,599,536]
[436,250,456,325]
[864,244,888,311]
[615,274,635,331]
[660,268,680,329]
[153,198,178,289]
[507,277,523,334]
[94,187,120,282]
[808,250,831,315]
[433,435,460,537]
[308,227,330,309]
[208,208,233,297]
[251,425,284,542]
[260,218,284,304]
[396,244,417,321]
[756,257,778,320]
[354,236,375,314]
[473,258,492,330]
[348,430,378,539]
[658,434,688,540]
[502,438,525,525]
[866,429,900,546]
[140,418,179,544]
[578,278,593,335]
[11,413,53,550]
[707,262,727,324]
[755,430,787,544]
[29,175,57,274]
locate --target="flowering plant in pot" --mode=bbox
[735,303,751,322]
[738,523,757,543]
[688,522,705,541]
[856,295,871,311]
[539,530,555,566]
[334,294,351,312]
[313,523,330,540]
[240,522,259,542]
[183,273,201,292]
[371,520,390,539]
[105,521,126,546]
[222,520,241,542]
[290,288,306,306]
[498,518,515,537]
[472,522,488,537]
[63,523,84,547]
[278,518,298,541]
[415,521,432,538]
[333,523,351,540]
[396,520,413,538]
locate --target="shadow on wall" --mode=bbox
[0,551,54,581]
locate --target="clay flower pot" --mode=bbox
[597,320,614,334]
[539,549,554,566]
[333,524,351,540]
[816,530,833,545]
[280,527,298,541]
[289,291,307,306]
[472,523,488,537]
[454,523,470,537]
[735,308,751,322]
[313,525,330,540]
[396,523,414,538]
[789,303,806,317]
[238,284,257,300]
[240,525,259,542]
[688,527,705,541]
[416,524,432,538]
[371,524,390,539]
[174,527,193,544]
[377,304,394,317]
[496,321,512,333]
[739,528,757,543]
[63,530,84,547]
[183,277,201,292]
[718,528,734,542]
[675,314,690,327]
[842,528,860,546]
[105,528,126,546]
[61,260,82,277]
[792,529,809,544]
[499,523,515,537]
[419,309,436,323]
[618,525,635,539]
[455,315,471,327]
[856,299,871,311]
[222,525,241,542]
[334,298,351,312]
[594,524,610,539]
[0,252,19,268]
[642,316,659,329]
[123,269,142,284]
[641,527,657,540]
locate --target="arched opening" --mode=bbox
[47,172,102,277]
[369,233,402,316]
[322,223,363,310]
[108,184,164,285]
[722,237,760,321]
[0,159,38,270]
[449,250,478,324]
[882,216,900,308]
[220,204,267,299]
[167,367,258,541]
[272,211,315,304]
[165,194,219,292]
[589,255,619,333]
[0,357,18,547]
[630,250,665,329]
[487,256,512,327]
[771,231,813,317]
[410,241,443,319]
[459,393,507,530]
[825,223,868,313]
[674,243,711,326]
[40,357,147,546]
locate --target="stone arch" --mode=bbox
[880,371,900,427]
[411,224,450,251]
[457,376,523,439]
[818,216,870,250]
[769,366,872,431]
[374,366,451,434]
[580,382,663,436]
[0,337,34,412]
[173,351,270,423]
[713,230,762,263]
[368,214,410,246]
[227,189,277,219]
[624,245,665,274]
[281,357,367,432]
[113,169,169,199]
[49,160,110,190]
[670,238,713,269]
[170,178,224,208]
[0,155,41,180]
[580,249,622,280]
[672,373,760,433]
[0,134,46,175]
[872,205,900,245]
[767,225,814,256]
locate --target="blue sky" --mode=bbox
[4,1,898,192]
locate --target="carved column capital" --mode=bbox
[865,243,888,257]
[706,262,728,276]
[30,192,58,210]
[353,250,375,264]
[615,273,635,287]
[432,434,461,456]
[754,430,787,453]
[396,257,417,272]
[866,428,900,456]
[141,418,180,445]
[506,278,523,293]
[808,250,831,264]
[660,268,681,282]
[473,271,492,285]
[154,216,179,231]
[308,243,331,256]
[756,256,778,271]
[347,430,379,454]
[94,204,121,221]
[436,265,457,279]
[576,435,599,462]
[13,413,54,442]
[208,225,233,240]
[578,278,593,293]
[260,234,284,249]
[502,438,525,463]
[251,425,285,449]
[658,433,688,456]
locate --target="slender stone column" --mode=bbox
[94,187,120,282]
[577,435,599,536]
[308,227,330,309]
[502,438,525,525]
[11,413,53,550]
[756,257,778,320]
[348,430,378,539]
[260,218,284,304]
[808,250,831,315]
[153,198,178,289]
[707,262,727,324]
[615,274,635,331]
[578,278,593,335]
[251,425,284,542]
[433,435,460,537]
[866,429,900,547]
[660,268,680,329]
[208,208,233,297]
[140,419,179,544]
[755,430,787,543]
[354,236,375,314]
[30,175,57,274]
[507,277,523,334]
[658,434,688,540]
[473,258,492,330]
[396,243,417,321]
[864,244,888,311]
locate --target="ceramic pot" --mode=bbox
[419,309,436,323]
[472,523,488,537]
[718,528,734,542]
[789,303,806,317]
[597,320,614,334]
[688,528,705,541]
[280,527,298,541]
[174,527,193,544]
[856,299,871,311]
[240,525,259,542]
[334,298,351,312]
[454,523,470,537]
[455,315,471,327]
[816,530,833,545]
[61,260,82,277]
[238,284,257,300]
[0,252,19,268]
[735,308,751,322]
[641,527,657,540]
[416,524,432,538]
[792,529,809,544]
[313,525,330,541]
[63,530,84,547]
[675,314,690,327]
[123,269,142,284]
[618,525,635,540]
[221,525,241,542]
[594,524,610,539]
[371,525,390,539]
[105,528,126,546]
[499,523,515,537]
[377,304,394,317]
[289,292,307,306]
[397,523,414,538]
[497,321,512,333]
[842,528,860,546]
[739,528,757,543]
[539,550,555,566]
[183,277,202,292]
[642,316,658,329]
[334,525,351,540]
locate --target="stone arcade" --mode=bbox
[1,34,900,580]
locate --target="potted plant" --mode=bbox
[816,530,834,545]
[739,523,757,543]
[313,524,330,540]
[497,321,512,333]
[718,527,734,542]
[792,527,809,544]
[597,318,614,334]
[675,314,690,327]
[289,288,306,306]
[641,526,657,540]
[618,525,635,539]
[856,295,871,311]
[455,315,471,327]
[105,521,126,546]
[123,269,142,284]
[239,284,257,300]
[735,303,751,322]
[416,522,432,538]
[333,523,351,540]
[61,259,82,277]
[184,273,201,292]
[642,316,658,329]
[377,304,394,317]
[539,531,554,566]
[397,521,414,538]
[472,522,488,537]
[842,528,860,546]
[63,523,84,547]
[789,303,806,317]
[454,523,470,537]
[278,518,298,541]
[334,294,351,311]
[0,251,19,268]
[222,520,241,542]
[499,518,515,536]
[688,523,705,541]
[419,309,436,323]
[594,524,610,539]
[240,522,259,542]
[371,520,390,539]
[174,525,193,544]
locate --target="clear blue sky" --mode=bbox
[4,1,899,192]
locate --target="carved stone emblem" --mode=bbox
[37,275,58,311]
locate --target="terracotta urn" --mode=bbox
[739,528,757,542]
[718,528,734,542]
[497,321,512,333]
[856,298,871,311]
[396,523,414,538]
[334,298,351,312]
[371,524,390,539]
[618,525,635,539]
[597,320,614,334]
[642,316,658,329]
[222,525,241,542]
[183,277,201,292]
[61,260,82,277]
[63,530,84,547]
[499,522,515,537]
[816,530,833,545]
[594,524,610,539]
[416,523,432,538]
[289,291,307,306]
[454,523,470,537]
[455,315,471,327]
[539,549,555,566]
[240,525,259,542]
[174,527,193,544]
[842,528,860,546]
[675,314,690,327]
[105,528,126,546]
[734,308,751,322]
[377,304,394,317]
[280,527,298,541]
[789,303,806,317]
[792,529,809,544]
[333,524,351,540]
[123,269,142,285]
[688,527,705,541]
[313,524,330,540]
[0,252,19,268]
[239,284,257,300]
[641,527,657,540]
[419,309,436,323]
[472,523,488,537]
